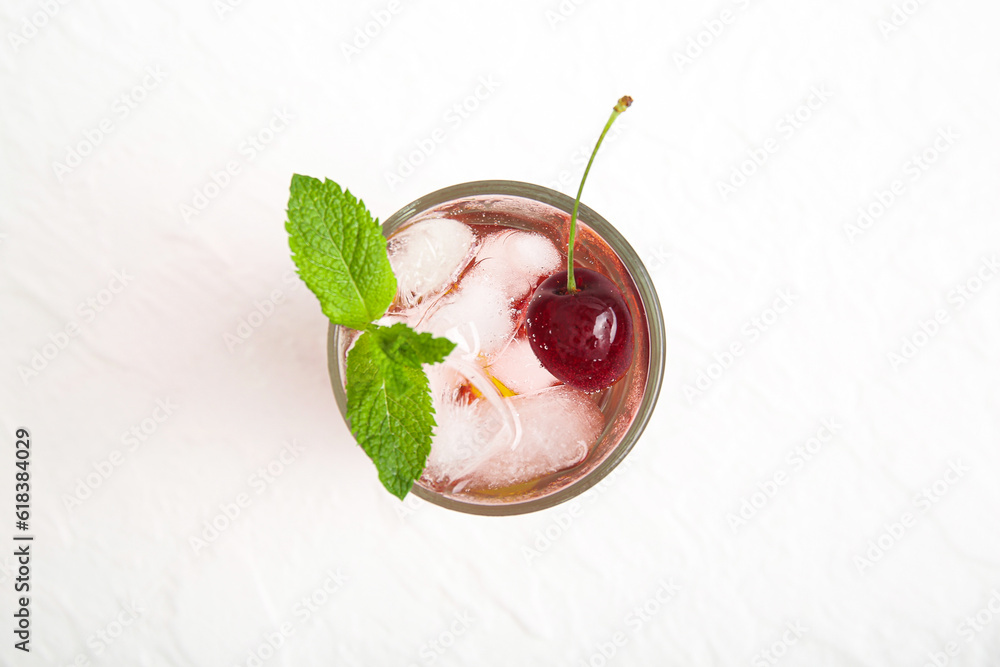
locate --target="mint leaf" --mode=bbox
[286,175,396,330]
[346,330,447,499]
[370,323,456,370]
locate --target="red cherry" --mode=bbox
[525,268,633,391]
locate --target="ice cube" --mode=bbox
[428,385,605,492]
[387,218,476,308]
[488,335,559,395]
[416,270,515,360]
[470,385,604,490]
[424,397,505,484]
[473,229,561,299]
[414,230,561,360]
[423,362,512,484]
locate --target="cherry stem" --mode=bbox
[566,95,632,293]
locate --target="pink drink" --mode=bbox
[332,183,662,513]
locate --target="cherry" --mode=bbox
[524,95,635,391]
[525,268,633,391]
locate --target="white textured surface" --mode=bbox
[2,1,999,666]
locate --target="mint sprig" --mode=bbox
[286,175,456,499]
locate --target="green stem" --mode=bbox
[566,95,632,293]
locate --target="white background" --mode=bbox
[2,0,999,665]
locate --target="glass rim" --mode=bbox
[327,179,665,516]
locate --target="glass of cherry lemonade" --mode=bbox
[328,180,665,515]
